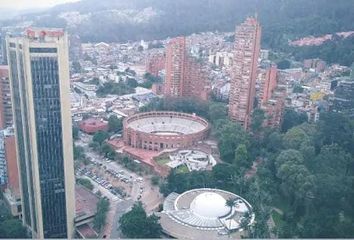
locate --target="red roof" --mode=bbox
[79,118,108,134]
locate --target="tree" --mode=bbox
[277,59,291,69]
[72,61,82,73]
[126,78,138,88]
[93,198,110,232]
[314,144,353,176]
[74,145,86,160]
[100,143,116,160]
[89,141,100,151]
[251,108,265,135]
[72,126,80,140]
[92,131,110,145]
[234,144,250,173]
[108,115,123,133]
[283,127,310,150]
[88,77,100,85]
[293,84,304,93]
[263,130,283,154]
[0,219,27,238]
[275,149,304,170]
[215,120,250,163]
[316,112,354,154]
[119,202,161,238]
[208,102,228,123]
[151,176,160,186]
[96,81,135,97]
[77,178,94,190]
[212,163,235,190]
[225,198,236,212]
[281,108,308,133]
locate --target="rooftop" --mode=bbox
[161,188,254,239]
[75,185,99,220]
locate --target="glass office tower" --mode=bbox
[6,28,74,238]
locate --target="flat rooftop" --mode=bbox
[75,185,99,219]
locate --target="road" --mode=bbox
[109,199,134,238]
[75,132,163,236]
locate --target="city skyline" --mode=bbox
[0,1,353,238]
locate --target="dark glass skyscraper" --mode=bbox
[6,28,75,238]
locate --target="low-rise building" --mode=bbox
[79,118,108,134]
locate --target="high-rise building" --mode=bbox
[0,128,17,187]
[258,64,278,105]
[0,31,8,65]
[331,78,354,117]
[228,18,261,129]
[0,130,8,185]
[0,65,13,128]
[146,53,165,77]
[6,28,75,238]
[164,36,209,101]
[1,127,21,217]
[164,37,187,97]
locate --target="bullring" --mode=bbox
[123,111,209,151]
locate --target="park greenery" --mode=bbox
[289,35,354,67]
[140,73,163,89]
[72,126,80,140]
[33,0,353,51]
[108,115,123,133]
[93,198,110,233]
[76,178,94,191]
[142,96,354,238]
[119,202,162,238]
[89,131,117,160]
[0,201,27,238]
[73,143,91,166]
[96,81,135,97]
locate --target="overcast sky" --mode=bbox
[0,0,80,10]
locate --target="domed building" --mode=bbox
[160,188,255,239]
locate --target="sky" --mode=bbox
[0,0,80,10]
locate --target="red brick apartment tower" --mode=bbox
[228,18,261,129]
[184,57,210,101]
[164,37,187,97]
[146,54,165,76]
[5,133,19,196]
[260,64,278,104]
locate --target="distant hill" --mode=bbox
[3,0,354,49]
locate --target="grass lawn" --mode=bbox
[272,210,283,228]
[176,164,189,174]
[155,157,170,166]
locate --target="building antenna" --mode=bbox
[255,0,259,20]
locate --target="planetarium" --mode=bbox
[123,111,209,151]
[160,188,255,239]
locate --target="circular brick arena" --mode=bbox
[123,111,209,151]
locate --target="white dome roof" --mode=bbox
[190,192,230,219]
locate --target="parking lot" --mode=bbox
[74,132,163,237]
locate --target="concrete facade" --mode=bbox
[7,28,75,238]
[0,65,13,128]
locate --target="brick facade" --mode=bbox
[123,111,209,151]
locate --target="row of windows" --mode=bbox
[31,56,67,237]
[9,50,33,229]
[30,48,57,53]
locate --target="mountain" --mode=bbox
[3,0,354,48]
